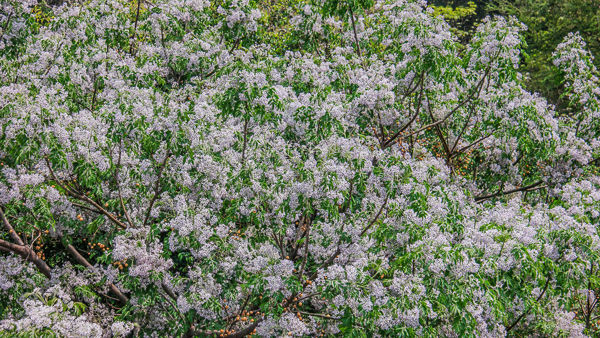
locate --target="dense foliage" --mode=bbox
[1,0,600,337]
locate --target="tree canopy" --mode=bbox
[1,0,600,337]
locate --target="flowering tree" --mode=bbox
[1,0,600,337]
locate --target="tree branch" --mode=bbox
[0,208,52,278]
[451,132,494,158]
[359,197,389,236]
[143,150,170,226]
[65,244,129,305]
[382,72,425,149]
[506,273,551,332]
[383,65,491,149]
[348,4,361,57]
[186,318,262,338]
[0,237,52,278]
[161,283,178,301]
[114,144,134,228]
[129,0,142,54]
[44,158,128,229]
[475,180,544,203]
[0,207,24,245]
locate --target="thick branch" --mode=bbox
[65,244,129,305]
[0,208,51,278]
[0,207,24,245]
[161,283,179,301]
[0,238,52,278]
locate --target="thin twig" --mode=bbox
[383,65,491,149]
[44,158,128,229]
[143,150,170,226]
[115,144,134,228]
[475,180,544,203]
[506,273,551,332]
[296,311,340,320]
